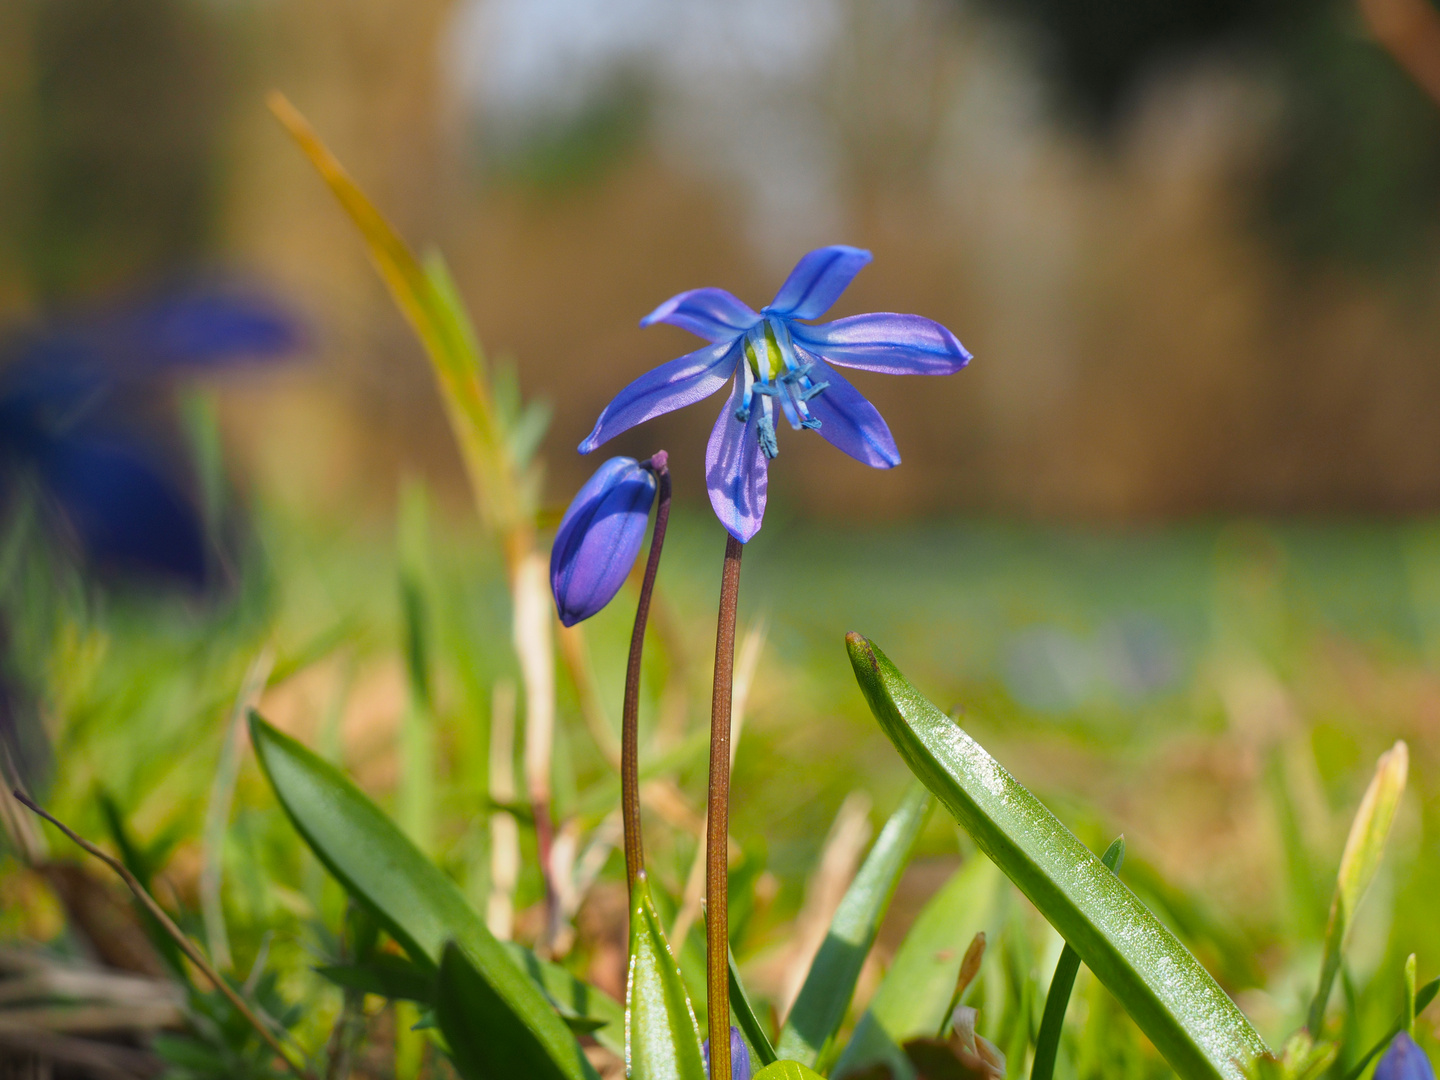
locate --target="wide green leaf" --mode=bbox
[846,634,1268,1080]
[753,1062,826,1080]
[775,783,934,1070]
[831,854,1001,1079]
[249,714,597,1080]
[627,872,707,1080]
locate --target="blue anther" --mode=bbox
[734,403,750,422]
[801,381,829,401]
[801,418,823,431]
[757,414,779,458]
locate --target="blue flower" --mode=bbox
[579,245,970,542]
[550,456,658,626]
[702,1026,752,1080]
[1377,1033,1436,1080]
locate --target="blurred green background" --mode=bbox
[3,0,1440,1076]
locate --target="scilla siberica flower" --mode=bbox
[579,246,970,542]
[550,456,658,625]
[1377,1033,1436,1080]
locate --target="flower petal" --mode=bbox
[550,457,657,626]
[640,287,761,342]
[791,312,971,375]
[579,339,740,453]
[800,355,901,469]
[706,374,768,543]
[764,246,872,320]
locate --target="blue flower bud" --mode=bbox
[550,456,657,626]
[1378,1033,1436,1080]
[702,1026,751,1080]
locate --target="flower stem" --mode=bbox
[622,452,671,895]
[706,534,744,1080]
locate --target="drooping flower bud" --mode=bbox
[702,1026,752,1080]
[550,456,657,626]
[1377,1033,1436,1080]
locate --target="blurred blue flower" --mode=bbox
[0,285,301,586]
[1377,1033,1436,1080]
[550,456,657,626]
[579,245,969,542]
[702,1026,751,1080]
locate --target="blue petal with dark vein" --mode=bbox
[764,246,872,321]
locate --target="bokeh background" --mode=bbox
[5,0,1440,1076]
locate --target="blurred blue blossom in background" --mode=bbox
[0,285,301,588]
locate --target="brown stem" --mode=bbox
[622,453,672,896]
[706,534,744,1080]
[11,789,313,1080]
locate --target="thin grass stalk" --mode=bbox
[201,648,273,972]
[706,535,744,1080]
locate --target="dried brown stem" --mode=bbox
[11,790,313,1080]
[706,534,744,1080]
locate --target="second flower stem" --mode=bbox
[622,452,671,894]
[706,533,744,1080]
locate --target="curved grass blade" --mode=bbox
[505,941,625,1056]
[1031,836,1125,1080]
[1341,976,1439,1080]
[754,1063,826,1080]
[627,871,707,1080]
[1307,741,1408,1033]
[731,950,778,1067]
[846,634,1268,1080]
[774,784,934,1070]
[832,855,1001,1079]
[248,714,597,1080]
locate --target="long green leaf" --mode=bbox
[248,714,597,1080]
[846,634,1268,1080]
[1308,741,1408,1032]
[627,872,707,1080]
[774,784,934,1070]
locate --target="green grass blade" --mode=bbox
[1031,836,1125,1080]
[730,951,778,1066]
[832,854,1001,1079]
[846,633,1268,1080]
[627,873,707,1080]
[1308,741,1408,1033]
[774,783,934,1070]
[248,713,598,1080]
